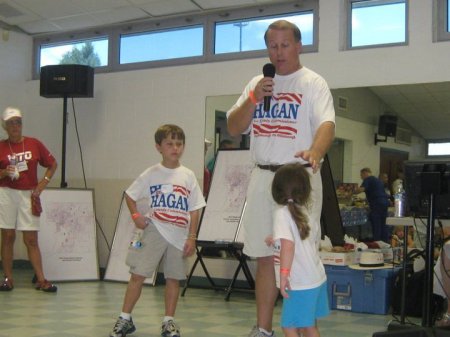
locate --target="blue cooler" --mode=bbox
[325,265,400,314]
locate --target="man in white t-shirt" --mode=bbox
[227,20,335,337]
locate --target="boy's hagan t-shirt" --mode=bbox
[126,163,206,251]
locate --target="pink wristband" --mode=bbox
[131,212,141,220]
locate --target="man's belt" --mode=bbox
[257,163,312,172]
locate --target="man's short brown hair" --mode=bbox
[264,19,302,46]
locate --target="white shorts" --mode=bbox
[242,166,323,258]
[0,187,40,231]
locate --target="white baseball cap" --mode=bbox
[3,107,22,121]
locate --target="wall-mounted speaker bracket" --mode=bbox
[374,133,388,145]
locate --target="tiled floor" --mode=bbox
[0,268,421,337]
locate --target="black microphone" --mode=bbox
[263,63,276,112]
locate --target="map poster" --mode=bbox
[104,194,157,285]
[198,149,253,242]
[39,188,99,281]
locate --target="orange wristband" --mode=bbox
[249,90,258,105]
[280,268,290,275]
[131,212,141,220]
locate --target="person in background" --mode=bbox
[109,124,206,337]
[390,225,414,248]
[355,168,390,242]
[435,227,450,326]
[271,163,329,337]
[206,139,235,173]
[379,172,393,204]
[0,107,58,292]
[227,19,335,337]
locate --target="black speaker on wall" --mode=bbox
[40,64,94,98]
[378,115,398,137]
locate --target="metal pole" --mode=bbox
[422,192,435,327]
[60,95,68,188]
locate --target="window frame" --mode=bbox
[426,139,450,157]
[436,0,450,42]
[32,1,318,79]
[345,0,409,50]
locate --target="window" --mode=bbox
[33,1,319,78]
[436,0,450,41]
[120,25,203,64]
[347,0,407,49]
[39,37,108,68]
[215,12,314,55]
[427,141,450,156]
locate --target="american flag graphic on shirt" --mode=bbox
[252,92,303,139]
[149,184,190,228]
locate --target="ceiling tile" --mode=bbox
[92,7,151,26]
[139,0,201,16]
[194,0,254,10]
[0,0,39,25]
[11,0,84,19]
[0,2,22,18]
[18,19,62,34]
[75,0,131,12]
[50,14,104,31]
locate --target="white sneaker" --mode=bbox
[109,316,136,337]
[161,319,180,337]
[248,325,275,337]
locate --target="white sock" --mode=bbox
[163,316,174,322]
[120,312,131,321]
[259,327,273,336]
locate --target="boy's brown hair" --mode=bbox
[154,124,185,145]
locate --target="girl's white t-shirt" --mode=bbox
[272,205,326,290]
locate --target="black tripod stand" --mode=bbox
[421,164,448,327]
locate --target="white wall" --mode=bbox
[1,1,447,265]
[0,29,33,261]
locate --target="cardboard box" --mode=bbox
[319,251,356,266]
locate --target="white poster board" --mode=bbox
[104,194,157,285]
[39,188,99,281]
[199,149,254,242]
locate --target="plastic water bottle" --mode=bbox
[394,181,406,217]
[130,228,144,249]
[9,154,19,180]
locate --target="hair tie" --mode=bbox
[287,198,294,203]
